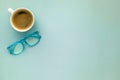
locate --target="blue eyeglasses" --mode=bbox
[7,31,41,55]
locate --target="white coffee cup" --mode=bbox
[8,8,35,32]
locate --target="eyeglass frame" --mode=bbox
[7,31,41,55]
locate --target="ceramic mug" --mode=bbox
[8,8,34,32]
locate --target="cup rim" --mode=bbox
[10,8,34,32]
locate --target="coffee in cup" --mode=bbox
[8,8,34,32]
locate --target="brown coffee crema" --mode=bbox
[12,9,33,30]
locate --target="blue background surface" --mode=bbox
[0,0,120,80]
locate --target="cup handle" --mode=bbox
[8,8,14,14]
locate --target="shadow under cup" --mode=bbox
[11,8,34,32]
